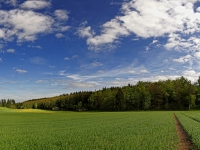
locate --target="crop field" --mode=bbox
[175,111,200,149]
[0,108,180,150]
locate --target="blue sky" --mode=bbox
[1,0,200,102]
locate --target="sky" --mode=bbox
[1,0,200,102]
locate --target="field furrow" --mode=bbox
[175,112,200,149]
[173,114,193,150]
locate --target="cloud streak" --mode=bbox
[20,0,51,10]
[15,69,28,74]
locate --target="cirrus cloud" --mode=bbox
[15,69,28,73]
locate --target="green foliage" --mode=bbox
[115,88,125,110]
[33,103,38,109]
[77,101,82,110]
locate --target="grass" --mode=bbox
[0,108,178,150]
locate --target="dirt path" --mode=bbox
[174,114,193,150]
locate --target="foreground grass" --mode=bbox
[0,108,178,150]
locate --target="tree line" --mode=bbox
[0,99,16,109]
[12,76,200,111]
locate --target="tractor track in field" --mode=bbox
[174,114,193,150]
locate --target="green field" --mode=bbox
[0,107,180,150]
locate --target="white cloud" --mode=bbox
[91,61,103,67]
[7,49,15,53]
[15,69,28,73]
[72,55,78,59]
[0,58,2,62]
[129,70,136,74]
[0,2,70,43]
[64,57,69,60]
[145,46,150,51]
[164,34,198,51]
[58,26,70,32]
[169,67,176,71]
[0,29,5,38]
[64,55,78,61]
[79,0,200,51]
[66,74,99,82]
[194,52,200,58]
[54,10,69,20]
[78,26,93,38]
[183,70,196,77]
[28,45,42,49]
[0,9,54,42]
[77,22,94,38]
[86,19,129,50]
[197,7,200,12]
[129,69,149,74]
[55,33,65,38]
[69,82,97,88]
[152,40,158,44]
[120,0,172,38]
[58,70,67,76]
[36,80,48,84]
[140,70,149,74]
[183,70,200,83]
[98,70,104,74]
[20,0,51,10]
[173,55,193,63]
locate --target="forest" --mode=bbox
[2,76,200,111]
